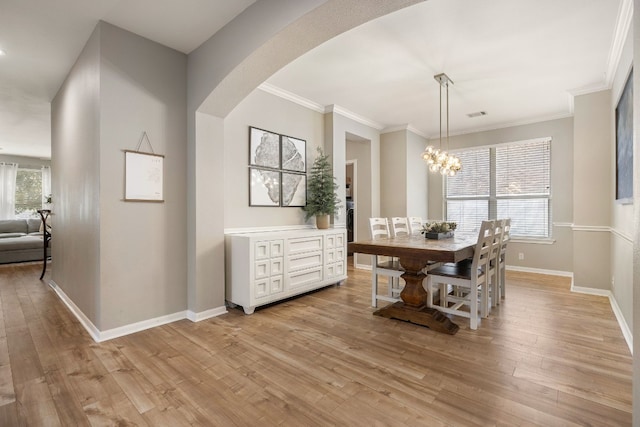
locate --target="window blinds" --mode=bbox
[445,138,551,238]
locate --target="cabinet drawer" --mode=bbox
[255,241,270,260]
[271,276,284,294]
[255,240,284,260]
[325,261,345,279]
[255,260,269,279]
[325,233,345,250]
[334,246,345,261]
[288,251,322,272]
[288,236,323,255]
[255,279,269,299]
[270,240,284,257]
[289,267,323,289]
[326,249,336,264]
[271,258,283,276]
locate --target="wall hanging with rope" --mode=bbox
[123,131,164,202]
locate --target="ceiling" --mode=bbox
[0,0,256,159]
[266,0,628,139]
[0,0,629,159]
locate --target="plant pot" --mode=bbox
[316,214,330,229]
[424,231,454,240]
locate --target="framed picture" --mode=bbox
[249,167,280,207]
[249,127,280,169]
[281,172,306,207]
[615,68,633,204]
[124,150,164,202]
[281,135,306,172]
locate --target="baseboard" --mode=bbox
[608,294,633,354]
[49,279,101,342]
[187,306,227,322]
[506,265,574,278]
[354,263,372,271]
[48,279,226,342]
[98,311,188,342]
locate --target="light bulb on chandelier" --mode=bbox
[421,73,462,176]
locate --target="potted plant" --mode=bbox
[421,221,457,239]
[303,147,340,229]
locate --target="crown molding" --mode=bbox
[605,0,633,87]
[427,112,573,140]
[258,82,325,113]
[325,104,384,130]
[381,124,428,138]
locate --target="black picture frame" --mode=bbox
[281,172,306,207]
[615,68,633,204]
[281,135,306,172]
[249,127,280,170]
[249,167,280,207]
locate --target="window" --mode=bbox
[445,138,551,238]
[15,168,43,218]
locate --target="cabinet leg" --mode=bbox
[243,306,255,315]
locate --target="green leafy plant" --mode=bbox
[303,147,341,220]
[421,221,457,234]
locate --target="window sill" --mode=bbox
[510,237,555,245]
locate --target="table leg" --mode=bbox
[373,257,459,334]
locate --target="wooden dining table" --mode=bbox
[348,233,477,334]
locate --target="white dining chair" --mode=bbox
[426,220,496,330]
[369,218,404,307]
[407,217,423,235]
[391,217,410,237]
[498,218,511,301]
[487,220,504,311]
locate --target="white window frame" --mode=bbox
[445,137,552,240]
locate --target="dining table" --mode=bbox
[348,233,477,334]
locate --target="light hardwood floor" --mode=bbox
[0,260,632,426]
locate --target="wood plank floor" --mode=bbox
[0,260,632,426]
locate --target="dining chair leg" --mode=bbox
[371,255,378,308]
[470,284,479,330]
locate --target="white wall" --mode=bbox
[223,88,324,229]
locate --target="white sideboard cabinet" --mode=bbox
[225,228,347,314]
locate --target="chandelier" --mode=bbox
[421,73,462,176]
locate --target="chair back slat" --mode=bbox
[369,218,391,239]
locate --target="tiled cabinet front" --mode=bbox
[225,228,347,314]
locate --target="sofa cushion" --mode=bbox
[0,236,44,252]
[27,218,41,234]
[0,233,27,239]
[0,219,28,234]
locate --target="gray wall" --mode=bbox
[428,117,574,272]
[346,138,373,268]
[610,24,633,340]
[51,25,101,327]
[380,130,407,219]
[380,129,429,220]
[51,22,188,331]
[573,90,612,290]
[223,88,324,229]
